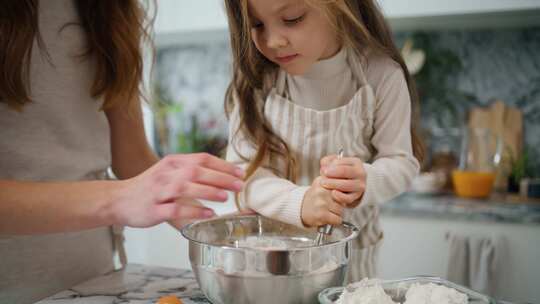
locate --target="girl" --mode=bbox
[0,1,244,303]
[223,0,423,281]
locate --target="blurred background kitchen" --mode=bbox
[130,1,540,303]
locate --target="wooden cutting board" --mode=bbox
[469,100,523,190]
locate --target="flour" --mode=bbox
[404,283,468,304]
[222,236,340,276]
[336,279,397,304]
[336,280,468,304]
[234,236,291,250]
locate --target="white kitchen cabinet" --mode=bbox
[153,0,540,44]
[377,0,540,17]
[154,0,227,34]
[378,215,540,303]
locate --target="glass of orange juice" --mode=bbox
[452,128,502,198]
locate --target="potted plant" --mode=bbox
[508,149,530,193]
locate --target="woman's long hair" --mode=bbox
[0,0,153,111]
[223,0,424,185]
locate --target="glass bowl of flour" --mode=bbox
[181,214,359,304]
[319,277,497,304]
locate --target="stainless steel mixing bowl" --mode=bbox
[181,215,359,304]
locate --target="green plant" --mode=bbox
[151,83,227,157]
[410,32,477,129]
[510,149,532,182]
[176,115,226,156]
[151,83,179,156]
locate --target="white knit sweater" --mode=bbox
[226,47,419,229]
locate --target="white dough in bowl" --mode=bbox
[335,280,468,304]
[336,279,397,304]
[404,283,468,304]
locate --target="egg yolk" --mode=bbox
[156,295,183,304]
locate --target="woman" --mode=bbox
[0,1,244,303]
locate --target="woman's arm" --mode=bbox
[0,153,244,235]
[105,99,159,179]
[1,100,245,235]
[0,179,123,234]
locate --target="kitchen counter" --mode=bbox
[36,264,209,304]
[381,192,540,224]
[378,194,540,303]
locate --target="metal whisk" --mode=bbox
[314,148,344,246]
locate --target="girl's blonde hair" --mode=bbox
[0,0,153,111]
[224,0,424,185]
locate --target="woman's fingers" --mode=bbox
[166,199,216,230]
[165,153,245,179]
[192,153,245,179]
[186,166,244,192]
[156,164,245,202]
[168,182,232,202]
[157,201,216,222]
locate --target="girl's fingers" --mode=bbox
[320,154,338,167]
[328,201,344,216]
[332,190,363,206]
[321,165,359,179]
[324,212,343,226]
[333,157,363,166]
[321,156,361,167]
[320,178,365,193]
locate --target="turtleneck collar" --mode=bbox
[290,47,348,80]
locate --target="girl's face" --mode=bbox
[247,0,341,75]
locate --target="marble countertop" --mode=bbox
[381,192,540,224]
[203,192,540,227]
[36,264,209,304]
[32,197,539,304]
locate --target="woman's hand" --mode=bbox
[319,154,366,208]
[110,153,245,228]
[168,201,256,231]
[300,176,344,227]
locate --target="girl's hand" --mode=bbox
[319,154,366,208]
[301,176,344,227]
[110,153,245,228]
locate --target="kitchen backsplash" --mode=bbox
[153,27,540,174]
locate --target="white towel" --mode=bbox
[446,234,470,286]
[446,233,504,296]
[469,237,496,294]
